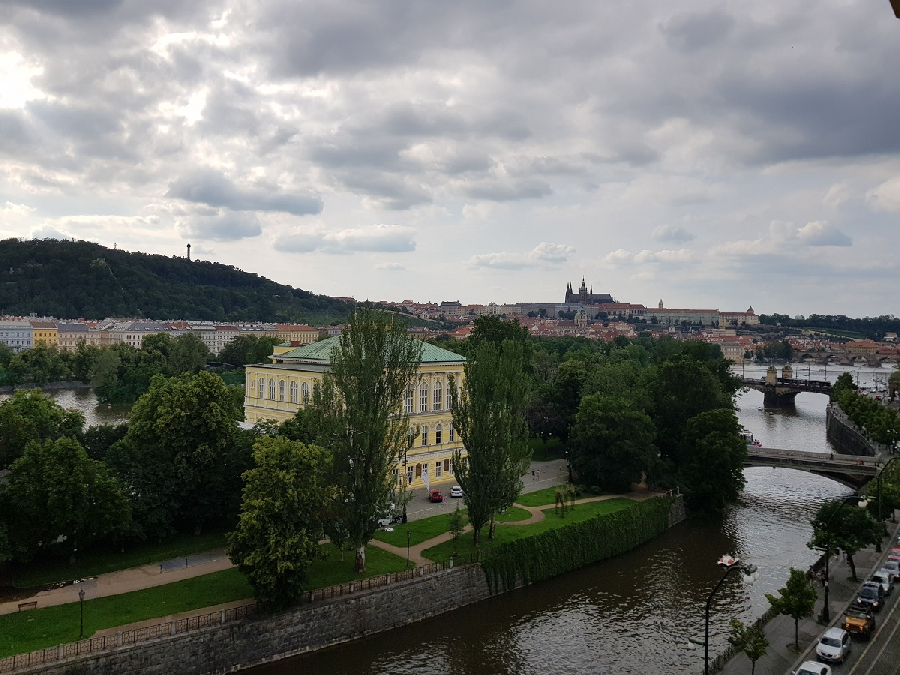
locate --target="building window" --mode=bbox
[421,425,428,446]
[435,423,442,445]
[407,466,414,485]
[258,377,265,399]
[290,381,298,403]
[447,379,455,409]
[449,423,455,443]
[444,458,450,472]
[269,378,276,400]
[435,461,442,478]
[404,387,414,414]
[278,380,285,401]
[301,381,310,404]
[449,458,454,475]
[433,381,442,410]
[419,381,428,412]
[392,468,399,485]
[415,464,422,478]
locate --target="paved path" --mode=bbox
[0,549,234,616]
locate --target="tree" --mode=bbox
[169,333,210,374]
[766,568,817,650]
[312,309,422,572]
[2,437,131,562]
[680,409,747,513]
[106,371,247,540]
[226,437,334,608]
[0,389,85,469]
[70,340,101,383]
[728,619,768,675]
[571,394,656,492]
[809,501,881,580]
[831,372,857,401]
[451,339,531,545]
[448,504,466,557]
[8,344,70,385]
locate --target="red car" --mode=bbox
[429,489,443,503]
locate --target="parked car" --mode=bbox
[881,559,900,579]
[871,569,895,595]
[857,582,885,612]
[843,603,876,640]
[450,485,463,498]
[429,489,444,503]
[815,627,851,664]
[793,661,831,675]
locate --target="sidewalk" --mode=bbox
[719,516,900,675]
[0,549,234,616]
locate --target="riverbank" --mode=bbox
[0,493,684,674]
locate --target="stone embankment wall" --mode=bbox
[826,404,886,457]
[16,495,686,675]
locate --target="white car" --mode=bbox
[450,485,463,498]
[815,627,851,664]
[794,661,832,675]
[871,570,894,595]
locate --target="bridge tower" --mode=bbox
[765,366,777,385]
[782,364,793,379]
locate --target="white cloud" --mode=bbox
[651,224,694,243]
[469,242,575,269]
[866,177,900,212]
[823,182,850,209]
[604,248,692,264]
[376,262,405,271]
[274,224,417,254]
[711,220,852,256]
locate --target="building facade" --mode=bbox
[243,337,467,488]
[0,320,32,352]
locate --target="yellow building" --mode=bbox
[275,324,320,345]
[244,336,467,488]
[29,321,59,348]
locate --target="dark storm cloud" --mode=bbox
[660,10,735,52]
[166,171,324,216]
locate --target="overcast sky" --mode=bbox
[1,1,899,317]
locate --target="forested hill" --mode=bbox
[0,238,352,322]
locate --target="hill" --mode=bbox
[0,238,353,323]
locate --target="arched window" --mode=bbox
[278,380,285,401]
[269,378,276,400]
[421,425,428,446]
[435,423,442,445]
[419,381,428,412]
[433,380,442,410]
[301,381,310,404]
[449,423,455,443]
[258,377,265,399]
[289,381,297,403]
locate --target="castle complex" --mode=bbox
[564,278,614,305]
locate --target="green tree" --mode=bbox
[169,333,210,374]
[448,504,466,557]
[809,501,881,580]
[571,394,656,492]
[107,371,247,540]
[70,340,101,383]
[831,372,856,401]
[728,619,769,675]
[81,423,129,461]
[0,389,84,469]
[2,437,131,562]
[8,344,70,385]
[680,409,747,513]
[766,568,817,650]
[451,339,531,545]
[226,437,334,608]
[312,309,422,572]
[468,316,533,367]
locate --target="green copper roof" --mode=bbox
[278,335,465,364]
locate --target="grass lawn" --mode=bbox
[0,568,253,658]
[12,531,229,589]
[494,507,531,522]
[423,498,635,562]
[372,509,467,547]
[1,544,409,659]
[516,485,569,507]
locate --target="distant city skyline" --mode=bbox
[1,2,898,316]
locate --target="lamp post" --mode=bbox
[704,555,758,675]
[78,588,85,640]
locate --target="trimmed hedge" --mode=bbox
[481,496,675,593]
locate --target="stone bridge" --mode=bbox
[745,446,877,488]
[741,364,832,406]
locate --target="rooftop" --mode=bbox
[277,335,466,364]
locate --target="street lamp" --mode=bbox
[78,588,85,640]
[704,554,758,675]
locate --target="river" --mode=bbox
[0,386,130,427]
[247,362,897,675]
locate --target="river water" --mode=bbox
[248,362,897,675]
[0,386,129,428]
